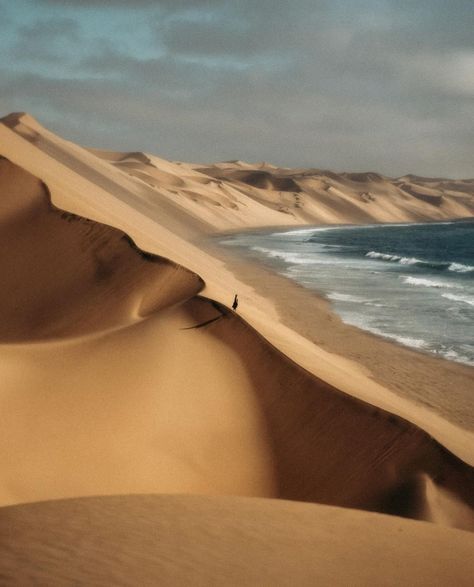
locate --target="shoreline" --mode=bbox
[201,234,474,432]
[211,219,474,370]
[211,215,474,238]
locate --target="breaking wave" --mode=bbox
[449,262,474,273]
[250,246,318,265]
[442,293,474,307]
[402,276,461,289]
[366,251,474,273]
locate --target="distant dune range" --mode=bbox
[1,113,473,584]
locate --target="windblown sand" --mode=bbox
[0,112,473,585]
[2,495,474,586]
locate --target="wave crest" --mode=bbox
[449,262,474,273]
[366,251,401,262]
[250,246,318,265]
[366,251,473,273]
[442,293,474,307]
[402,276,461,289]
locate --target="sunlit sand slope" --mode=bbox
[1,495,473,586]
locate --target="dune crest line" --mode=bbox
[1,112,474,583]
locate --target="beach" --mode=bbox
[0,112,473,584]
[205,233,474,430]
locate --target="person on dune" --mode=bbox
[232,294,238,311]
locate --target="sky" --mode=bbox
[0,0,472,178]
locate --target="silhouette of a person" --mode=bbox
[232,294,238,311]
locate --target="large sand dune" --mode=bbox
[1,112,473,583]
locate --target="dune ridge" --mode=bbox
[0,157,203,341]
[1,112,473,582]
[5,112,474,236]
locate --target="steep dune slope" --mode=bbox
[0,158,202,340]
[0,159,275,504]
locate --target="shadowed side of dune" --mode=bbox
[397,182,443,206]
[0,158,203,340]
[1,495,473,586]
[183,297,474,530]
[204,168,303,193]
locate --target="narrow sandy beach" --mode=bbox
[205,236,474,430]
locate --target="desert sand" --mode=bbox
[0,112,473,584]
[2,495,474,586]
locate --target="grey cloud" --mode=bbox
[58,0,474,176]
[17,17,79,38]
[0,3,10,27]
[2,1,473,178]
[162,19,264,58]
[36,0,314,8]
[79,45,236,91]
[36,0,225,7]
[2,59,472,178]
[158,1,326,58]
[11,17,81,63]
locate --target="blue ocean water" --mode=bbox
[220,221,474,366]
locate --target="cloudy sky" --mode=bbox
[1,0,472,177]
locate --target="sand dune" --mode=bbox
[0,112,473,582]
[0,158,202,341]
[2,495,474,586]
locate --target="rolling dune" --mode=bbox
[2,496,474,586]
[0,112,473,583]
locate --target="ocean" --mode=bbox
[220,220,474,367]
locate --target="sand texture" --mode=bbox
[0,112,473,584]
[2,495,474,586]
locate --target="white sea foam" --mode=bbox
[366,251,474,273]
[402,276,460,289]
[435,348,474,366]
[366,251,431,267]
[368,251,473,272]
[366,327,427,350]
[341,314,428,350]
[223,223,474,367]
[327,292,367,303]
[270,221,429,239]
[250,246,318,265]
[328,293,386,307]
[442,293,474,307]
[220,238,242,246]
[270,227,330,237]
[366,251,401,261]
[399,257,422,265]
[392,335,428,349]
[341,313,473,365]
[449,262,474,273]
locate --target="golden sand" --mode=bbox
[0,112,473,584]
